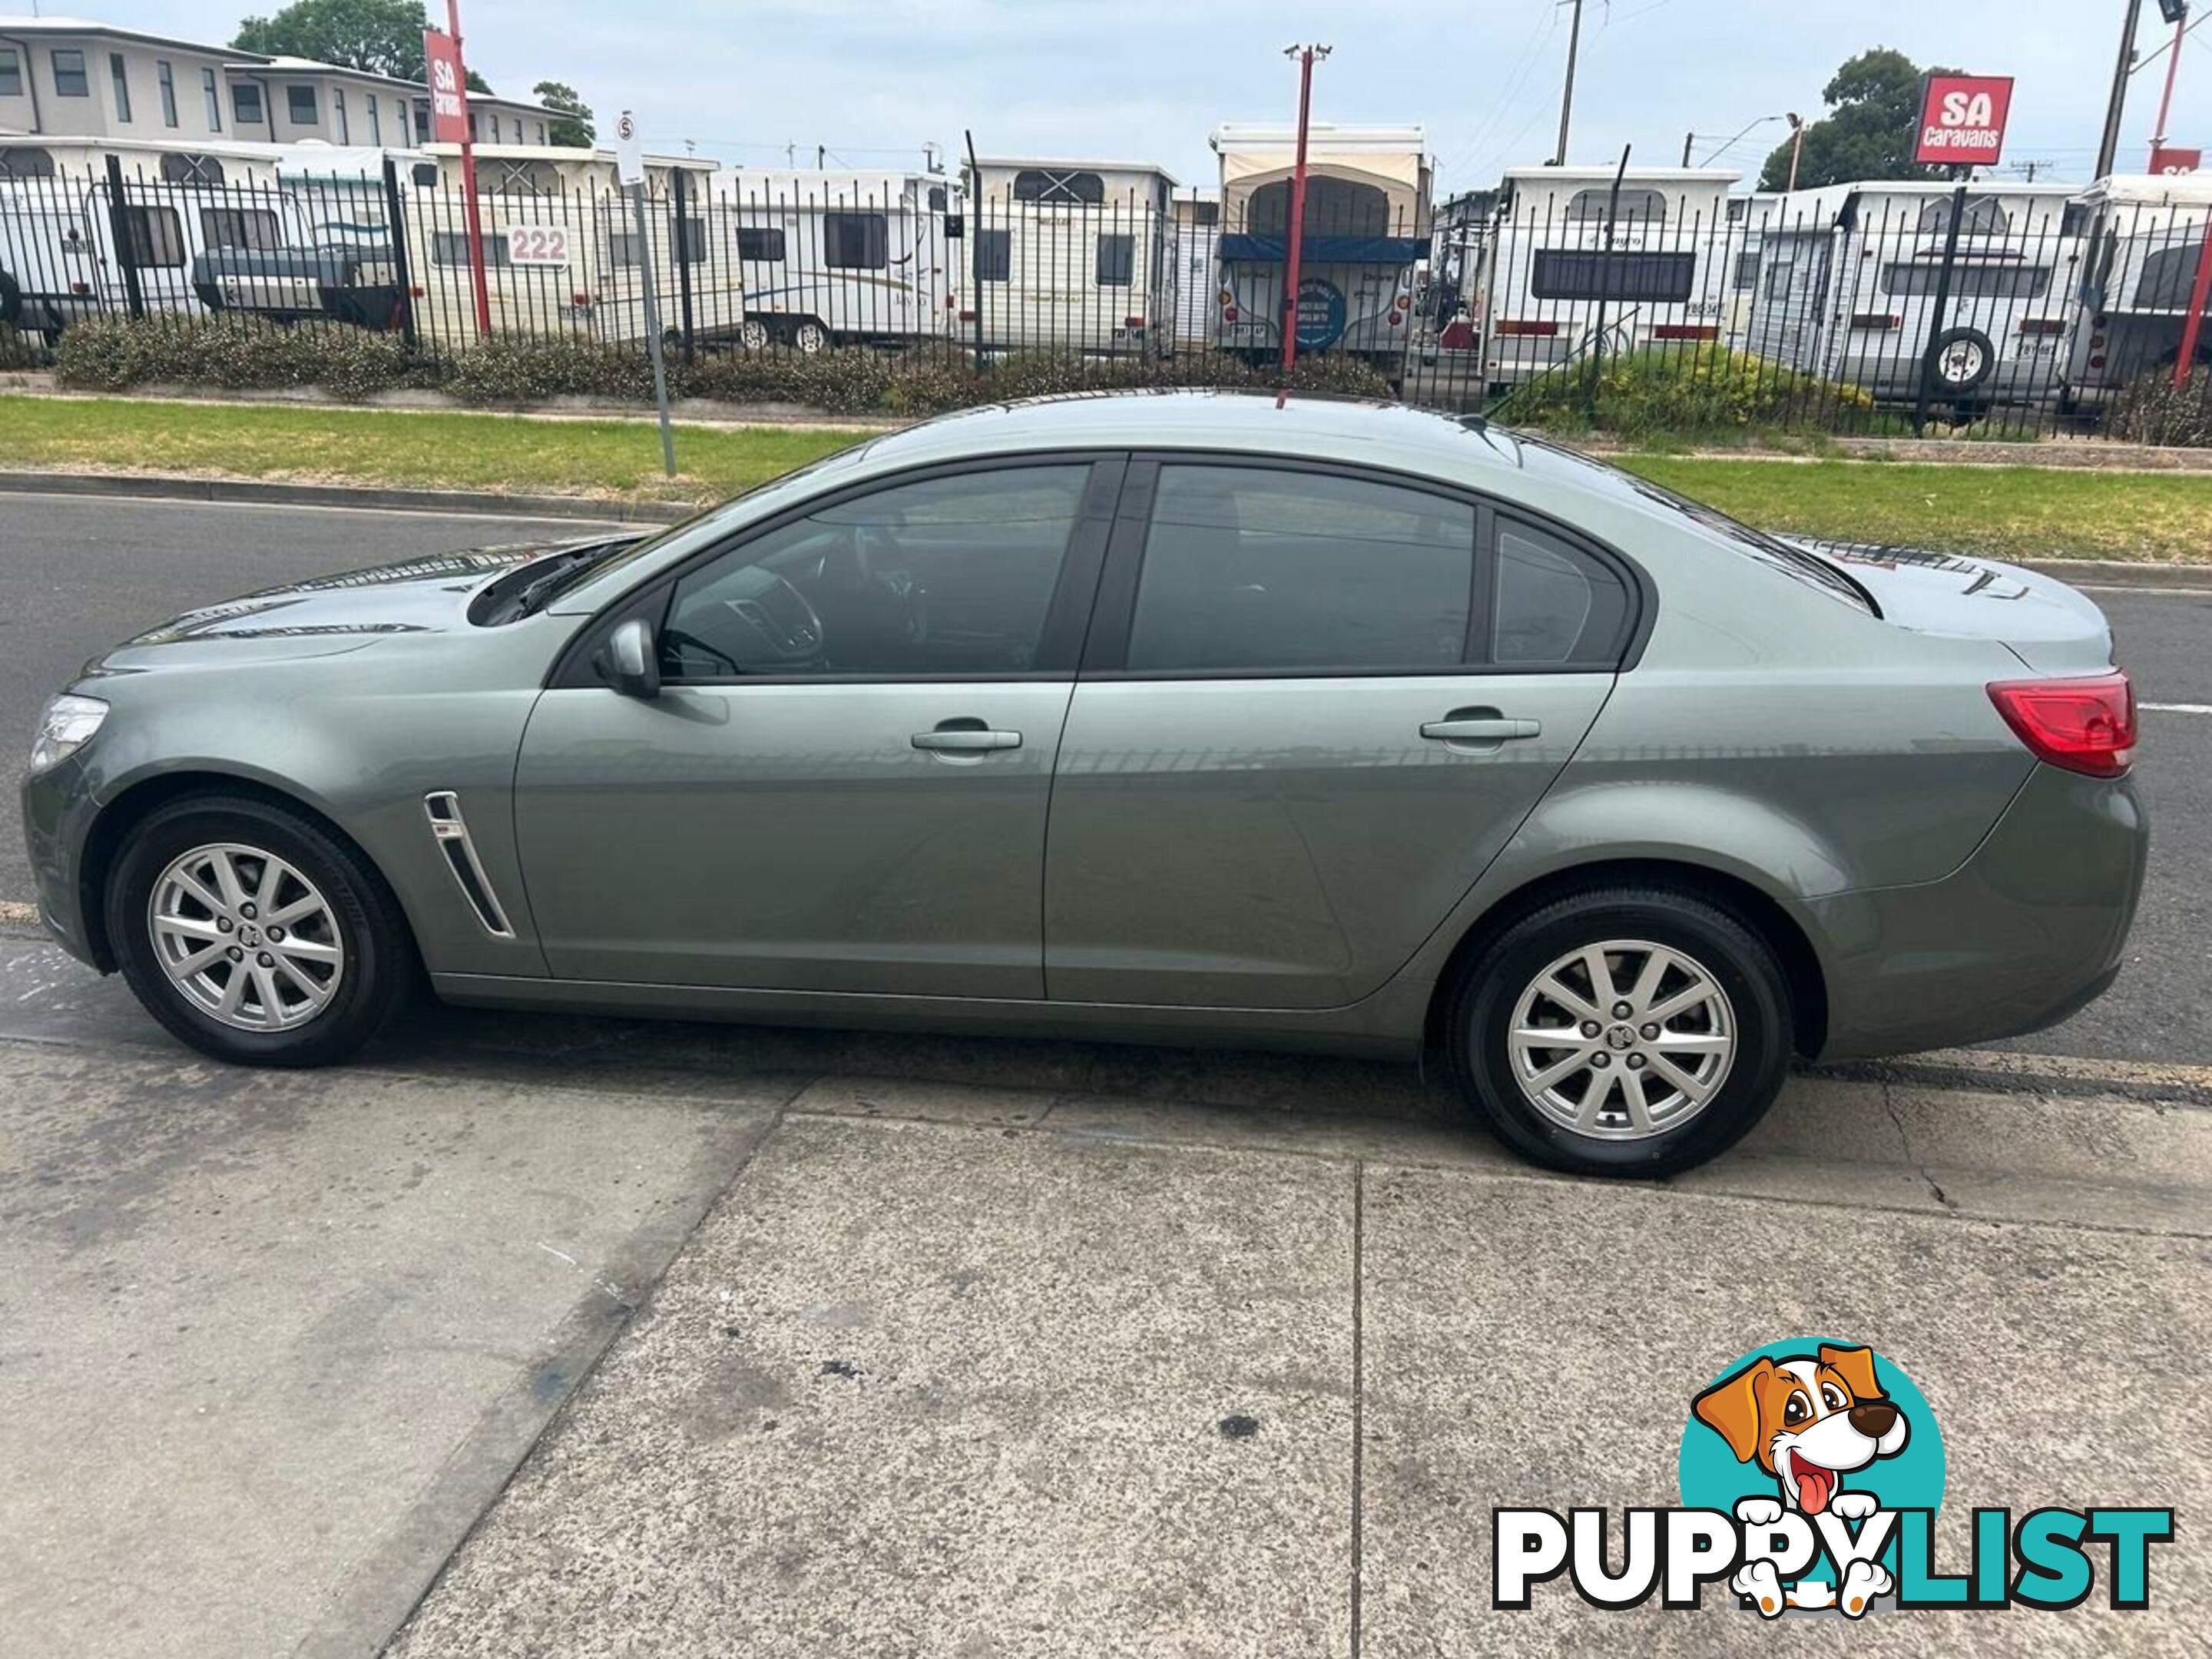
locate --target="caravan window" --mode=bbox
[121,207,185,268]
[432,231,512,268]
[1094,233,1134,286]
[1916,196,2010,236]
[161,152,227,186]
[824,211,887,270]
[1732,250,1761,290]
[200,208,283,251]
[1762,260,1793,301]
[1879,262,2051,300]
[1567,187,1668,224]
[1250,175,1391,237]
[927,184,948,212]
[974,227,1011,282]
[1012,168,1104,206]
[0,146,55,179]
[677,217,709,264]
[1531,249,1696,302]
[737,227,786,261]
[2134,246,2205,310]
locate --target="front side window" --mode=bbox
[1567,187,1668,224]
[157,60,177,127]
[1491,519,1630,667]
[121,206,185,267]
[823,210,887,270]
[161,152,225,185]
[109,53,132,122]
[233,81,263,124]
[2137,245,2206,310]
[286,83,318,125]
[737,227,786,261]
[1012,168,1104,206]
[1094,233,1134,286]
[1126,466,1475,674]
[662,465,1091,679]
[202,67,222,130]
[1917,195,2010,236]
[1531,249,1696,302]
[200,207,283,250]
[678,216,708,265]
[432,230,512,267]
[52,49,88,98]
[973,227,1011,282]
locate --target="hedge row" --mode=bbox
[51,316,1396,416]
[1492,344,1877,439]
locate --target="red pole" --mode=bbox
[2172,214,2212,389]
[2151,11,2187,163]
[1277,46,1317,404]
[449,0,492,339]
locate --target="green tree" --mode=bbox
[533,79,594,147]
[233,0,432,80]
[1760,48,1962,191]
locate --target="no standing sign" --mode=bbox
[1913,74,2015,168]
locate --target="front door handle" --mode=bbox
[912,720,1022,753]
[1420,714,1542,743]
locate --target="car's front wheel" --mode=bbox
[1446,886,1794,1177]
[106,795,413,1066]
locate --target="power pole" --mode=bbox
[1277,43,1330,401]
[1681,130,1694,167]
[1552,0,1584,166]
[2096,0,2146,179]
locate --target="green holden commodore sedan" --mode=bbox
[21,393,2144,1176]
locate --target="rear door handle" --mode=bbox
[912,723,1022,753]
[1420,716,1541,742]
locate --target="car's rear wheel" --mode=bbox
[1446,886,1793,1177]
[106,795,412,1066]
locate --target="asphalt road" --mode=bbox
[0,492,2204,1065]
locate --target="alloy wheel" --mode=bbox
[147,843,346,1031]
[1505,938,1736,1139]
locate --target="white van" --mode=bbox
[965,157,1177,355]
[2060,172,2212,412]
[1478,165,1738,391]
[1210,123,1430,368]
[711,170,961,353]
[1744,180,2081,409]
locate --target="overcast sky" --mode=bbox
[91,1,2212,189]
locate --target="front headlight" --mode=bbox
[29,694,108,773]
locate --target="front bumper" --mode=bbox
[1809,763,2147,1060]
[20,753,106,969]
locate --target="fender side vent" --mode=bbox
[423,791,515,939]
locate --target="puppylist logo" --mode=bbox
[1494,1340,2175,1618]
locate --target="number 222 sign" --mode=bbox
[505,225,569,267]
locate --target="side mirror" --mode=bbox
[598,615,661,700]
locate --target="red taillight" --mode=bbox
[1850,313,1901,330]
[1221,306,1239,323]
[1124,314,1145,329]
[1496,319,1558,336]
[958,308,976,321]
[1988,674,2137,778]
[2018,318,2066,336]
[409,284,426,298]
[571,292,592,306]
[1652,323,1718,341]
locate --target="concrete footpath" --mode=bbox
[0,936,2204,1657]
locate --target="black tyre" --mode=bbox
[1925,326,1996,397]
[1445,886,1793,1177]
[106,794,415,1067]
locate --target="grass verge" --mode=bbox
[5,396,2208,562]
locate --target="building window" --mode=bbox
[286,83,318,125]
[1094,233,1134,287]
[823,211,888,270]
[414,104,430,143]
[233,81,264,125]
[121,206,186,268]
[1012,167,1104,205]
[108,53,131,121]
[535,121,546,144]
[366,94,379,144]
[157,61,177,128]
[333,87,348,143]
[200,207,283,250]
[973,227,1011,282]
[52,49,89,98]
[0,47,22,99]
[202,67,222,130]
[736,227,786,261]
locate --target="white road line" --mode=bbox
[2141,702,2212,715]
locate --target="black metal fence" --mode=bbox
[9,149,2212,443]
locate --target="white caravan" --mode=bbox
[710,170,960,352]
[1168,192,1221,346]
[1210,123,1430,367]
[2060,172,2212,411]
[964,157,1177,354]
[1477,165,1738,391]
[1744,180,2081,408]
[401,145,736,351]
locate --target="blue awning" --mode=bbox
[1218,233,1432,264]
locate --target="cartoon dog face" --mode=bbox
[1693,1345,1909,1515]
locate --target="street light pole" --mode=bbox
[1553,0,1584,166]
[2151,5,2189,161]
[2096,0,2146,179]
[1278,43,1329,402]
[1786,112,1806,192]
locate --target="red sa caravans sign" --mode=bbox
[422,28,471,145]
[1914,75,2014,167]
